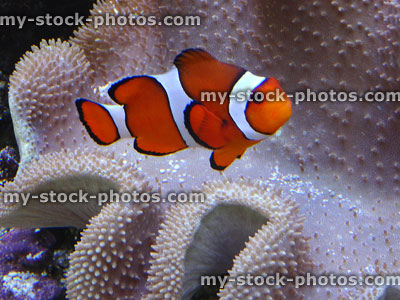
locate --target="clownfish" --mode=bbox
[75,49,292,170]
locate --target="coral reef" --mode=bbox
[0,228,63,300]
[0,146,18,182]
[3,0,400,299]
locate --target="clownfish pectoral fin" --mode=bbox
[174,48,245,103]
[184,102,227,149]
[75,99,120,145]
[210,144,248,171]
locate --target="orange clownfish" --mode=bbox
[75,49,292,170]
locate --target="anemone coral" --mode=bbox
[153,0,400,201]
[349,286,388,300]
[71,0,167,85]
[161,0,400,92]
[154,0,400,213]
[0,147,150,228]
[8,39,97,164]
[9,0,400,196]
[66,201,163,300]
[145,179,312,300]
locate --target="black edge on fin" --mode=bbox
[133,139,179,157]
[75,98,120,145]
[108,76,135,104]
[210,152,227,171]
[173,48,212,68]
[108,76,154,104]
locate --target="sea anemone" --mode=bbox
[66,201,163,300]
[145,179,312,299]
[0,147,149,227]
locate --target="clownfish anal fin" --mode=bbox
[210,144,249,171]
[75,98,120,145]
[184,102,227,149]
[134,137,187,156]
[174,48,245,103]
[209,139,261,170]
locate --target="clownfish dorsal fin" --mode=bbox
[108,76,143,105]
[184,102,227,149]
[174,49,246,119]
[75,99,120,145]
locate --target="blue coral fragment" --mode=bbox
[0,229,63,300]
[0,147,18,182]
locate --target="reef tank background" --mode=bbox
[0,0,400,299]
[0,0,96,299]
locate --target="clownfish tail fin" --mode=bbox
[75,98,121,145]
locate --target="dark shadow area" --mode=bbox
[0,0,96,154]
